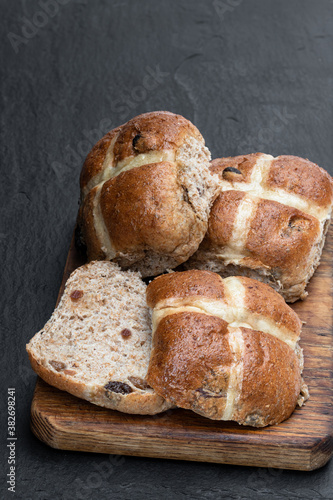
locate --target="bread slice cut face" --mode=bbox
[27,261,171,414]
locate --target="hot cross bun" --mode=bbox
[146,270,308,427]
[185,154,333,301]
[78,111,219,277]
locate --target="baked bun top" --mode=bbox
[147,270,302,348]
[210,153,333,222]
[78,112,218,276]
[146,270,306,426]
[184,153,333,301]
[80,111,205,199]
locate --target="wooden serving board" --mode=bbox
[30,227,333,471]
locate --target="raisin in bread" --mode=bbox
[26,261,171,414]
[78,111,219,277]
[185,154,333,302]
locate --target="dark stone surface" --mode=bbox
[1,0,333,498]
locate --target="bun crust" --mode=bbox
[186,153,333,301]
[148,311,233,417]
[80,111,201,193]
[146,270,307,427]
[79,112,218,276]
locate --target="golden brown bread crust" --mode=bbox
[147,312,232,416]
[246,199,321,282]
[80,111,202,193]
[233,329,301,427]
[239,277,302,338]
[147,271,301,341]
[78,187,106,260]
[268,155,333,209]
[79,111,217,276]
[112,111,201,164]
[146,270,305,426]
[146,269,226,308]
[147,320,301,425]
[186,153,333,301]
[99,162,202,262]
[210,154,333,209]
[202,193,322,290]
[210,153,261,184]
[80,128,120,194]
[203,190,246,249]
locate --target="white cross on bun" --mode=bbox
[78,111,219,277]
[146,270,308,427]
[185,153,333,302]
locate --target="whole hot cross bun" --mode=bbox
[78,111,219,277]
[146,270,308,427]
[185,153,333,302]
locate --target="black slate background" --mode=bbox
[1,0,333,499]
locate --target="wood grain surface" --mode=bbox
[30,226,333,471]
